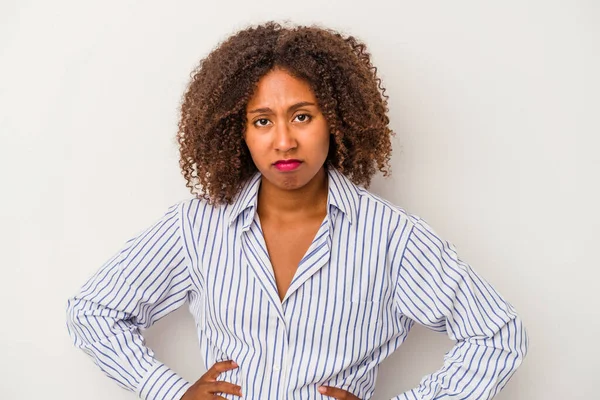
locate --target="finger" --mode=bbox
[208,381,243,397]
[202,360,239,381]
[318,385,357,399]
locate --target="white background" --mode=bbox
[1,1,598,399]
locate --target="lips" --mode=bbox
[274,159,302,171]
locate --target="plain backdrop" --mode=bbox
[1,1,599,399]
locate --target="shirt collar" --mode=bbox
[227,171,262,227]
[226,167,360,227]
[326,167,360,224]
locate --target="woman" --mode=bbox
[66,21,528,400]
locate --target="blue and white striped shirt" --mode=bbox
[66,167,528,400]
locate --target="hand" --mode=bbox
[318,385,361,399]
[181,360,243,399]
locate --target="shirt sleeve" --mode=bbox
[390,217,529,400]
[65,202,194,400]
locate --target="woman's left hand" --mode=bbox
[318,385,361,399]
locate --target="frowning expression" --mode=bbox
[244,67,330,190]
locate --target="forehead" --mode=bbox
[246,68,317,108]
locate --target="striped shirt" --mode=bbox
[66,167,528,400]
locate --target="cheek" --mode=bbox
[244,131,259,151]
[319,129,331,153]
[322,132,331,147]
[244,135,269,164]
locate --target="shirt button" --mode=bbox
[273,365,281,371]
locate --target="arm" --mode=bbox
[391,217,528,400]
[65,202,194,400]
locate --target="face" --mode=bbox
[244,67,330,191]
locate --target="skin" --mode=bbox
[244,67,331,302]
[243,66,331,218]
[180,361,242,399]
[182,68,360,400]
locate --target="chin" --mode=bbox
[259,162,326,190]
[260,169,307,190]
[273,173,306,191]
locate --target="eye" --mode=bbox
[253,118,271,127]
[294,113,312,123]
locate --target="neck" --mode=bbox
[257,167,328,222]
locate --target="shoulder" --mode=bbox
[361,189,461,261]
[355,188,457,269]
[174,196,227,218]
[354,186,451,253]
[354,186,424,233]
[167,197,229,233]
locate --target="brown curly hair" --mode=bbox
[177,21,394,205]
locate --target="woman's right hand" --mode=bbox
[181,360,243,399]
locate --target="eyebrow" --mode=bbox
[247,101,316,115]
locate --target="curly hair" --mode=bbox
[177,21,394,205]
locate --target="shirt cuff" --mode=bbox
[137,362,193,400]
[391,388,423,400]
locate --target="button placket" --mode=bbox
[278,312,291,400]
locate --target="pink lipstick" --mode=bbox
[274,159,302,171]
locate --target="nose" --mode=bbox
[273,122,297,152]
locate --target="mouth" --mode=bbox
[273,159,302,172]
